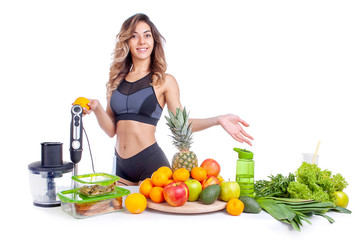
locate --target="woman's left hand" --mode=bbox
[218,114,254,146]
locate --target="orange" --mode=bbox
[157,166,173,179]
[151,171,169,187]
[226,198,244,216]
[149,186,165,203]
[217,175,224,183]
[125,193,147,214]
[191,167,207,182]
[165,179,174,185]
[73,97,90,110]
[173,168,190,182]
[139,178,153,198]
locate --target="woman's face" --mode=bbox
[128,21,154,62]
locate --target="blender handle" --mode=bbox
[70,105,83,164]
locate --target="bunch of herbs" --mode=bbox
[254,173,295,198]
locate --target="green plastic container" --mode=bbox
[234,148,255,197]
[72,172,119,186]
[72,173,120,197]
[57,186,130,218]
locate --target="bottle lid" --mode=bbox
[233,148,253,159]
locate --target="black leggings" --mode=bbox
[115,142,170,183]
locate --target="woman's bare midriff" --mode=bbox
[115,120,157,159]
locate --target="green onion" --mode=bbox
[256,197,350,231]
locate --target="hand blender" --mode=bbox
[70,104,83,187]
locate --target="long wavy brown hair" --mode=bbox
[106,13,167,97]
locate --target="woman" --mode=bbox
[84,13,253,185]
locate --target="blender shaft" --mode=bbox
[71,164,78,189]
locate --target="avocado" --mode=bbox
[199,184,221,205]
[239,196,262,213]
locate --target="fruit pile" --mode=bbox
[134,158,245,216]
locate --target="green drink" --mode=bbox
[234,148,255,197]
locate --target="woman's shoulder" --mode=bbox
[164,73,176,81]
[160,73,179,91]
[156,73,179,94]
[163,73,178,86]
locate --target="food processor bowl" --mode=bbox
[28,142,73,207]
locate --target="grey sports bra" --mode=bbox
[110,73,163,126]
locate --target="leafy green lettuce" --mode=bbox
[287,162,348,202]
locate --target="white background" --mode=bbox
[1,0,359,239]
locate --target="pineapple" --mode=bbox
[165,107,198,172]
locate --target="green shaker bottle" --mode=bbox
[234,148,254,197]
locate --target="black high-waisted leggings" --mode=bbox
[115,142,170,183]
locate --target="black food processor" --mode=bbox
[28,142,73,207]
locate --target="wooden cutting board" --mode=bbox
[147,199,227,214]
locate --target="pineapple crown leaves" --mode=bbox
[165,107,194,150]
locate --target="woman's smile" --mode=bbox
[136,47,149,53]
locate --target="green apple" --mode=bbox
[219,181,240,202]
[185,179,202,201]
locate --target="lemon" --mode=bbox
[334,191,349,208]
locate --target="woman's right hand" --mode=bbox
[83,99,100,115]
[82,98,116,137]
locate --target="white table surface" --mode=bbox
[13,185,357,240]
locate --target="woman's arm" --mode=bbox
[84,98,117,138]
[188,117,219,132]
[164,74,253,146]
[190,115,254,146]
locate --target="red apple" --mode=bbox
[201,175,220,189]
[200,158,221,177]
[163,182,189,207]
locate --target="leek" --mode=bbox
[256,197,351,231]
